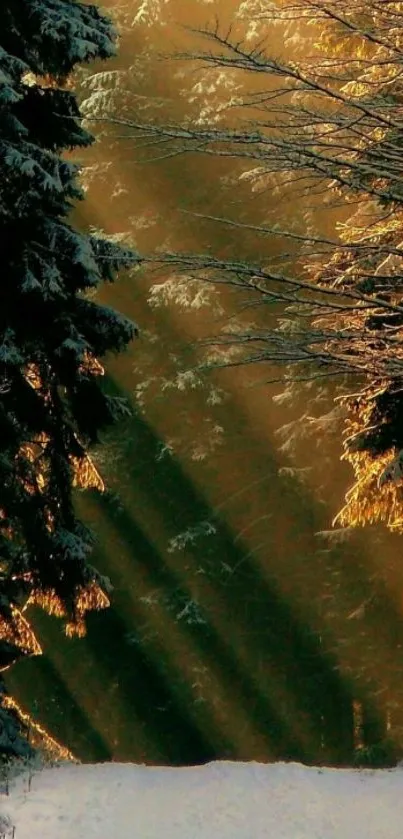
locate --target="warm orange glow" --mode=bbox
[28,589,67,619]
[0,607,42,664]
[65,582,110,638]
[71,454,105,492]
[28,581,109,638]
[80,351,105,377]
[8,0,403,767]
[2,694,75,762]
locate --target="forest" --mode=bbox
[2,0,403,772]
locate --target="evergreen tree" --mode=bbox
[0,0,137,759]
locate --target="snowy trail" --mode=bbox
[1,760,401,838]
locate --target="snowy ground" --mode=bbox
[1,760,401,838]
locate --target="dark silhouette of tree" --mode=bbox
[0,0,137,761]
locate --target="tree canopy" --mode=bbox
[102,0,403,538]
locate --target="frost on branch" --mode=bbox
[131,0,216,26]
[148,274,224,313]
[14,0,118,77]
[0,0,139,760]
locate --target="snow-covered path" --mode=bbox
[1,760,401,839]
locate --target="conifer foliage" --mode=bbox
[0,0,137,759]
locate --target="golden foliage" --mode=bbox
[65,620,86,638]
[18,443,47,495]
[18,352,105,497]
[80,352,104,377]
[71,454,105,492]
[28,581,109,638]
[335,388,403,531]
[0,607,42,668]
[17,438,105,498]
[28,588,67,619]
[24,363,43,391]
[65,582,110,638]
[238,3,403,535]
[2,694,75,762]
[335,447,403,529]
[305,5,403,534]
